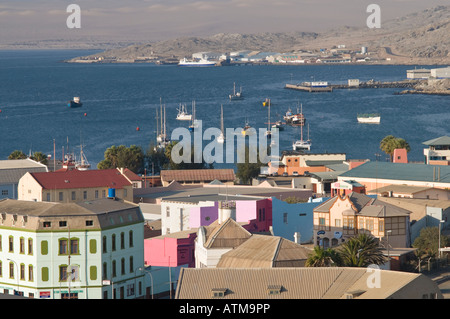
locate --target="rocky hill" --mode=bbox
[68,5,450,64]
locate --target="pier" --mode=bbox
[285,79,424,92]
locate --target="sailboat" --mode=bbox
[217,104,225,143]
[229,82,244,100]
[156,98,169,149]
[241,119,252,136]
[188,100,198,132]
[265,99,272,138]
[292,123,311,151]
[176,103,192,121]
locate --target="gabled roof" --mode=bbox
[175,267,440,299]
[202,218,251,249]
[423,136,450,146]
[29,169,132,190]
[217,234,311,268]
[121,168,141,182]
[161,169,235,182]
[0,159,48,184]
[313,192,410,217]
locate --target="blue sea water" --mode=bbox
[0,50,448,169]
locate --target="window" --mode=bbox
[121,232,125,249]
[166,206,170,217]
[9,236,14,252]
[28,265,33,282]
[95,190,99,199]
[129,231,133,247]
[59,192,63,201]
[59,221,67,227]
[0,261,2,277]
[319,218,326,226]
[27,238,33,254]
[283,213,288,224]
[102,236,107,253]
[20,237,25,254]
[72,191,76,201]
[335,219,341,227]
[1,190,8,196]
[211,288,227,298]
[102,190,106,198]
[112,234,116,251]
[102,263,108,279]
[379,220,385,232]
[60,265,79,282]
[112,260,117,277]
[46,193,51,201]
[129,256,134,273]
[83,191,87,200]
[121,258,125,275]
[71,239,79,254]
[43,221,51,228]
[86,220,93,226]
[9,262,14,279]
[59,239,68,255]
[20,264,25,280]
[127,284,135,297]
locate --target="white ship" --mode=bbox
[178,58,216,67]
[357,113,381,124]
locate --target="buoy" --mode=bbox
[84,113,87,116]
[136,127,140,131]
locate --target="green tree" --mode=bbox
[413,226,449,259]
[30,151,48,165]
[97,145,144,174]
[379,135,411,161]
[306,246,342,267]
[236,145,263,184]
[338,233,386,267]
[163,141,212,170]
[8,150,27,160]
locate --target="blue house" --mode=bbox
[271,197,329,244]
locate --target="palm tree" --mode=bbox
[379,135,411,161]
[8,150,27,160]
[338,233,386,267]
[30,151,48,165]
[306,246,342,267]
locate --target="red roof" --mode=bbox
[30,169,132,190]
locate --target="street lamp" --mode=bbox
[138,267,154,299]
[439,220,445,260]
[7,258,19,295]
[386,230,392,269]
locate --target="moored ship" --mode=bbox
[178,58,216,67]
[67,97,82,108]
[357,113,381,124]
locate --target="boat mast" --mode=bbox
[220,104,224,135]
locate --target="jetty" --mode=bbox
[285,79,425,92]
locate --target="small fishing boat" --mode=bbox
[229,82,244,100]
[67,97,82,108]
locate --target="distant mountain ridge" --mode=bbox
[70,5,450,64]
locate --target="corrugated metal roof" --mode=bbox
[339,161,450,184]
[175,267,440,299]
[30,169,132,189]
[161,169,235,182]
[176,267,436,299]
[203,218,251,249]
[422,136,450,146]
[217,234,311,268]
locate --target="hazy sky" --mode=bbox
[0,0,449,44]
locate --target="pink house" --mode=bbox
[144,230,197,267]
[189,198,273,233]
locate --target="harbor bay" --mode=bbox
[0,49,448,169]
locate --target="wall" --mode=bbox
[271,197,327,244]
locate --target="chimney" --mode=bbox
[294,232,301,244]
[218,200,236,224]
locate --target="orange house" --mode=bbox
[269,153,347,176]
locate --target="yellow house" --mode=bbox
[18,168,134,203]
[313,192,411,248]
